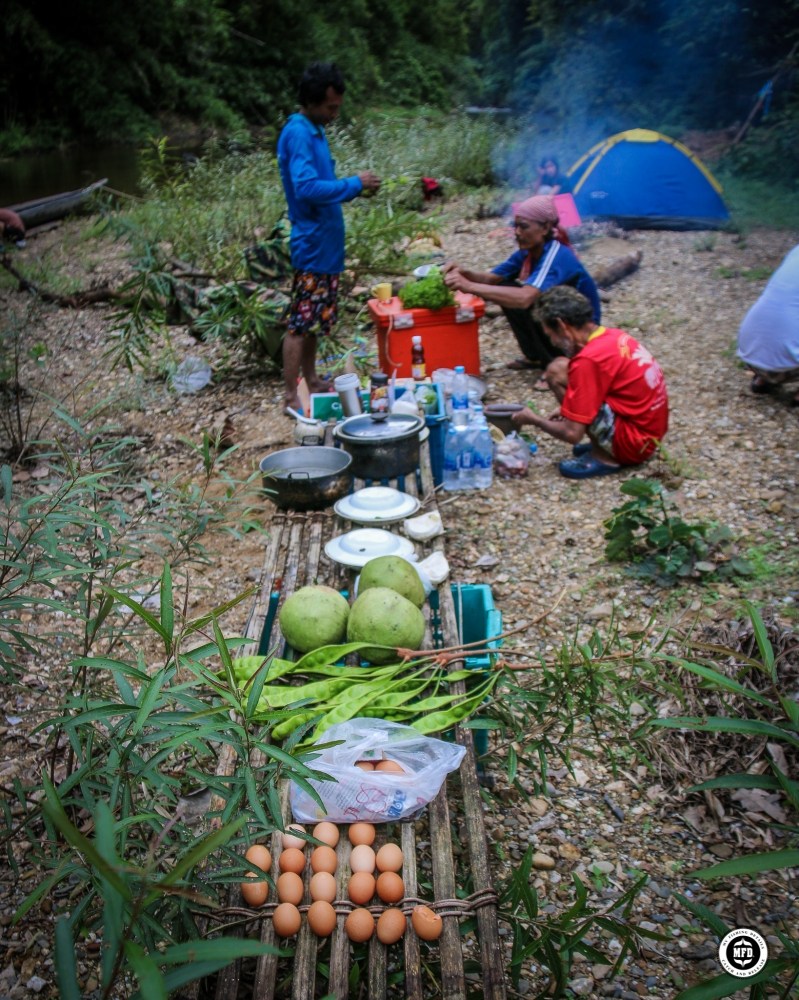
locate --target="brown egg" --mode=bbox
[278,847,306,875]
[375,842,403,873]
[240,878,268,907]
[411,904,443,941]
[354,760,375,771]
[376,870,404,904]
[282,824,306,851]
[348,822,376,847]
[313,821,340,847]
[350,843,376,873]
[272,901,302,938]
[307,899,337,938]
[276,871,304,906]
[310,870,337,903]
[376,907,407,944]
[310,845,338,874]
[348,871,376,905]
[344,907,374,942]
[375,759,405,773]
[244,844,272,874]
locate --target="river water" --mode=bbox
[1,145,151,206]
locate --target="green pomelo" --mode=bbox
[347,587,426,664]
[279,585,350,653]
[358,555,425,608]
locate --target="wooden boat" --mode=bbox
[6,178,108,229]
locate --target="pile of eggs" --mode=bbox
[240,814,443,944]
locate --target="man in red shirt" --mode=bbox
[511,286,668,478]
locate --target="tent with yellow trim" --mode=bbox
[567,129,730,230]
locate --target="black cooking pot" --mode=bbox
[333,413,425,480]
[483,403,524,436]
[259,446,353,510]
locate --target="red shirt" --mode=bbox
[561,327,669,464]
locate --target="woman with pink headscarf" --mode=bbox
[442,195,600,373]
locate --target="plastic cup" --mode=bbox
[372,283,392,302]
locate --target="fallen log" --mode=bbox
[591,248,643,289]
[1,254,121,306]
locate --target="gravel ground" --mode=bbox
[1,208,798,998]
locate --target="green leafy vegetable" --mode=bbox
[398,270,455,310]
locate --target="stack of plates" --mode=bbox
[334,486,420,525]
[324,528,416,569]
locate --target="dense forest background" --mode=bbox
[2,0,798,182]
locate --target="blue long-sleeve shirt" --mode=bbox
[277,113,363,274]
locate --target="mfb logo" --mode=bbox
[718,928,768,978]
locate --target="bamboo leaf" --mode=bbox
[103,584,169,641]
[156,815,247,890]
[676,960,793,999]
[743,601,775,679]
[650,716,799,747]
[132,668,168,736]
[160,563,174,653]
[671,892,730,939]
[693,849,799,879]
[54,917,81,1000]
[125,941,167,1000]
[687,774,783,793]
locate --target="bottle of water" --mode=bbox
[459,423,476,488]
[471,405,494,489]
[443,424,461,491]
[450,365,470,427]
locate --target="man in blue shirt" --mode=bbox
[443,195,600,376]
[277,62,381,410]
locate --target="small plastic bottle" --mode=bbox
[411,336,426,381]
[471,405,494,489]
[450,365,470,427]
[443,424,461,491]
[369,371,389,421]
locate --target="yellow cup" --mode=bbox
[372,282,392,302]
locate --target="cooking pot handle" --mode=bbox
[287,471,311,480]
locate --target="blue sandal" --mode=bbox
[559,455,622,479]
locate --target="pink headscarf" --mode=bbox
[512,195,559,226]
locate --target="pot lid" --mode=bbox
[334,486,420,524]
[324,528,416,568]
[335,413,424,442]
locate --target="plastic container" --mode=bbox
[427,584,504,756]
[369,371,389,421]
[411,336,426,380]
[471,405,494,489]
[450,365,470,428]
[443,425,461,491]
[368,292,485,378]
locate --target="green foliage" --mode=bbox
[500,855,655,993]
[480,618,666,792]
[638,604,799,997]
[398,269,455,309]
[603,478,753,587]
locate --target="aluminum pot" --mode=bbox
[333,413,425,479]
[483,403,524,436]
[259,446,353,511]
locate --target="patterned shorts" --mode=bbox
[287,270,339,337]
[588,403,616,453]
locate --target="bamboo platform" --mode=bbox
[196,440,506,1000]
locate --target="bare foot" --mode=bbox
[285,395,303,413]
[306,377,331,394]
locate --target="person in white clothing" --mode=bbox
[737,244,799,404]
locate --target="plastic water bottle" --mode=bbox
[450,365,470,427]
[443,424,461,491]
[459,424,476,488]
[471,405,494,489]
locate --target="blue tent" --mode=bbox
[567,129,730,230]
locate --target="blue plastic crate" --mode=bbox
[428,583,503,755]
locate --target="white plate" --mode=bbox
[334,487,420,524]
[324,529,416,569]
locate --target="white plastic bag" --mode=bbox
[289,717,466,824]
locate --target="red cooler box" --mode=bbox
[368,291,485,377]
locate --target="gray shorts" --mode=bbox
[588,403,616,453]
[749,365,799,384]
